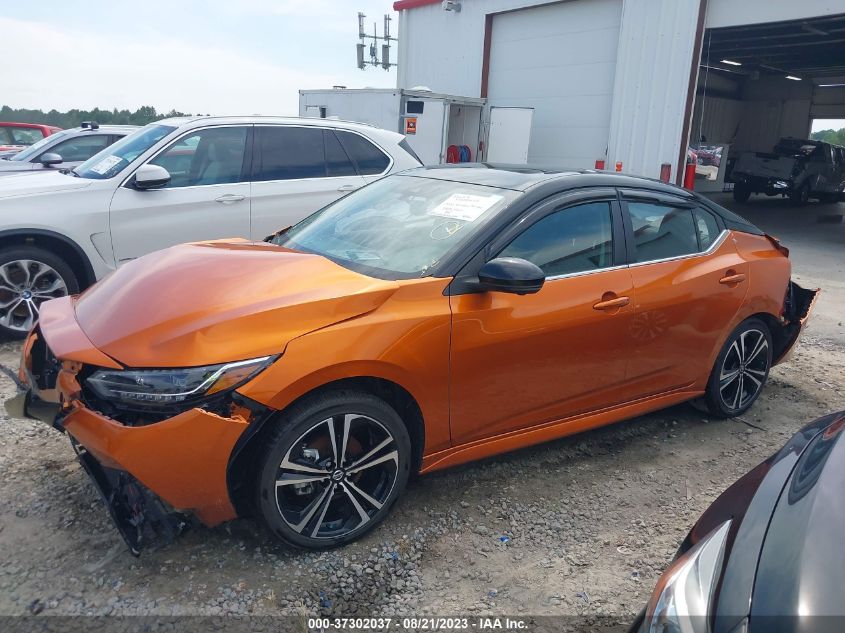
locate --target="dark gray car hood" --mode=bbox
[750,412,845,619]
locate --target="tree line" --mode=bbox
[0,105,199,128]
[810,127,845,146]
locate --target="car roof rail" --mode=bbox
[80,121,99,130]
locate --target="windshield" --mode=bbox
[9,129,72,162]
[74,124,175,179]
[274,175,518,279]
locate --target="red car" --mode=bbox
[0,122,62,154]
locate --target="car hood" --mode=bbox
[72,240,400,367]
[750,411,845,618]
[0,169,93,197]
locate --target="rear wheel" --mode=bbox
[0,246,78,339]
[256,390,411,549]
[732,186,751,204]
[702,318,772,418]
[789,183,810,206]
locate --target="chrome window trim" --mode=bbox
[545,263,630,282]
[628,229,729,268]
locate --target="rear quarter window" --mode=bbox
[336,131,390,175]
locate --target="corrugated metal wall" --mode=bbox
[398,0,568,98]
[606,0,703,180]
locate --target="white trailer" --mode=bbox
[299,88,528,165]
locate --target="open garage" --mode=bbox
[691,12,845,199]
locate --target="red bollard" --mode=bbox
[615,161,623,172]
[659,163,671,183]
[683,163,696,190]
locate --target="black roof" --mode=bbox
[402,162,695,196]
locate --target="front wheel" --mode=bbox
[0,246,79,339]
[256,390,411,549]
[789,183,810,206]
[732,186,751,204]
[702,319,772,418]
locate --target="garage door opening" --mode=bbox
[810,118,845,144]
[690,13,845,198]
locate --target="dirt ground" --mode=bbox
[0,195,842,623]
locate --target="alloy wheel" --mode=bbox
[718,328,769,411]
[0,259,68,332]
[274,413,399,540]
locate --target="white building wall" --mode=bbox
[398,0,568,97]
[606,0,703,179]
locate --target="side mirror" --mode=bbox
[39,153,63,167]
[478,257,545,295]
[134,164,171,190]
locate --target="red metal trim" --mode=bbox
[393,0,440,10]
[480,14,494,98]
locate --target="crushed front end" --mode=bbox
[6,297,273,555]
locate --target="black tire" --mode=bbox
[256,389,411,549]
[0,246,79,339]
[732,186,751,204]
[701,318,772,419]
[789,183,810,206]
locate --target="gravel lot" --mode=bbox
[0,197,842,624]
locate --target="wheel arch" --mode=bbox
[0,229,96,288]
[226,375,426,518]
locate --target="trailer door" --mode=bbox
[486,107,534,164]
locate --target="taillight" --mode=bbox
[765,234,789,257]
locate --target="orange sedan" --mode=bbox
[7,165,818,552]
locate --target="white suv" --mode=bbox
[0,116,421,336]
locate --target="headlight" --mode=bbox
[642,520,731,633]
[86,356,274,407]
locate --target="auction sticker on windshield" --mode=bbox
[89,155,123,175]
[428,193,503,222]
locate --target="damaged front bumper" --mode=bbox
[7,306,259,554]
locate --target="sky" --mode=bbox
[1,0,398,116]
[811,119,845,132]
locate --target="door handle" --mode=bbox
[337,184,359,192]
[593,295,630,311]
[719,272,746,285]
[215,194,245,204]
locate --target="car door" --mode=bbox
[449,189,636,445]
[249,126,367,239]
[621,190,749,397]
[109,125,252,265]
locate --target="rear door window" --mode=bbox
[254,126,326,181]
[324,130,357,177]
[693,207,722,251]
[627,201,699,263]
[335,131,390,175]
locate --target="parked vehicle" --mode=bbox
[732,138,845,205]
[631,409,845,633]
[0,122,62,154]
[7,165,817,552]
[0,116,421,336]
[0,122,136,176]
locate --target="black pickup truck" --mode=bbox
[731,138,845,205]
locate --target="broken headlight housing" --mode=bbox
[86,356,275,408]
[642,520,731,633]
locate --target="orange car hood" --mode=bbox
[73,240,399,368]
